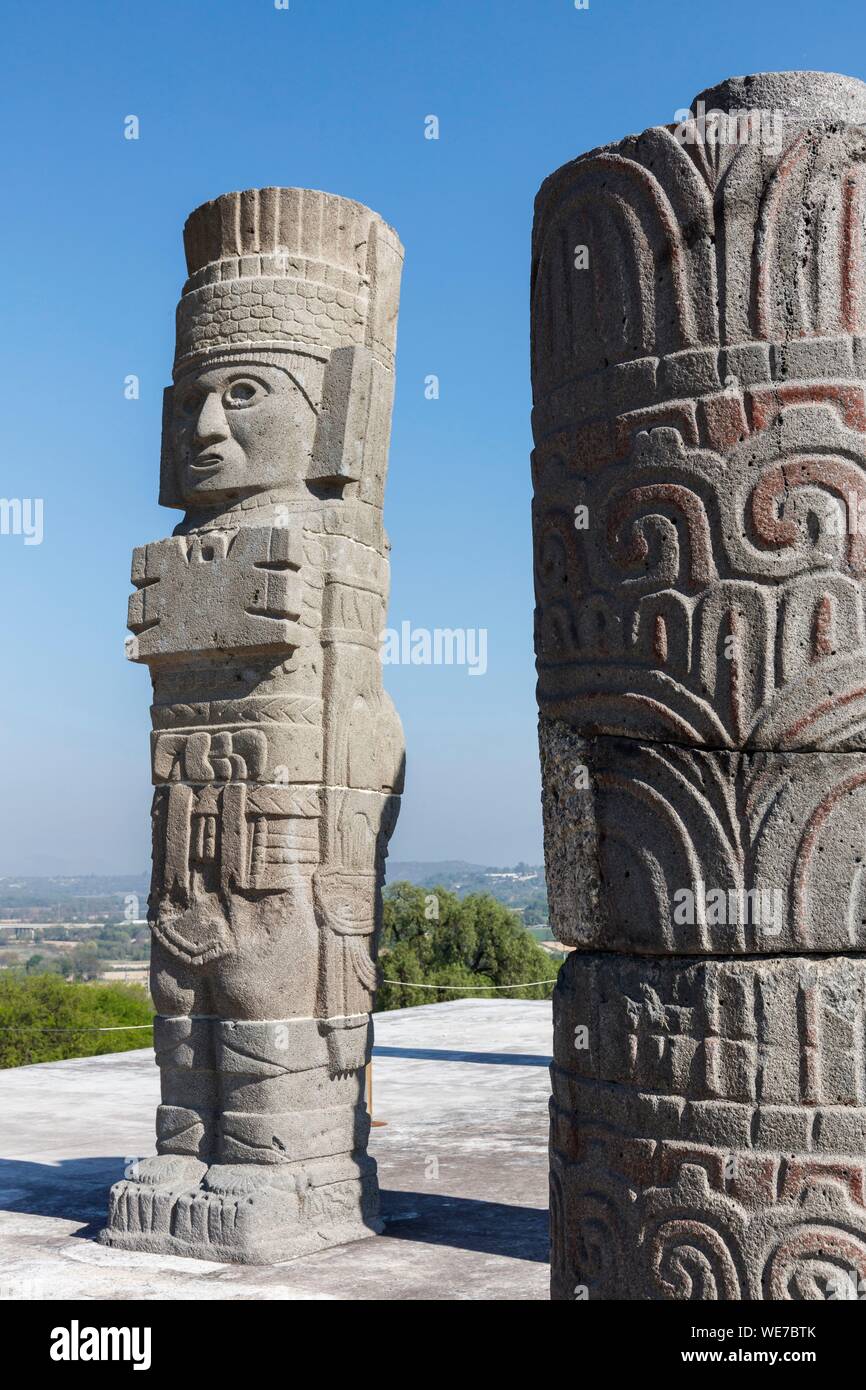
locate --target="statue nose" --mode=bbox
[194,391,230,444]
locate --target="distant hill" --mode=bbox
[0,865,551,927]
[0,875,149,922]
[386,860,482,884]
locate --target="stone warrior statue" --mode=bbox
[533,73,866,1299]
[101,188,404,1262]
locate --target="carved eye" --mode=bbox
[179,390,204,416]
[224,380,262,409]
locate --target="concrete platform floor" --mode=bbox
[0,999,552,1301]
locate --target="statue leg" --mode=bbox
[180,883,380,1262]
[100,941,218,1251]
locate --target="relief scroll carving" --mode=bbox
[101,188,404,1263]
[533,73,866,1299]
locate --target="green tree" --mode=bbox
[0,972,153,1068]
[68,942,103,981]
[376,883,559,1010]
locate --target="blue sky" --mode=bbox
[0,0,863,873]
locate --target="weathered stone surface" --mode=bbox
[541,717,866,954]
[552,952,866,1301]
[532,77,866,753]
[101,188,404,1263]
[533,72,866,1299]
[535,407,866,751]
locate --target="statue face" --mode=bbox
[171,361,316,504]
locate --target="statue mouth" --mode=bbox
[189,453,224,472]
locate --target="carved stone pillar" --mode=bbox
[532,73,866,1300]
[101,188,404,1262]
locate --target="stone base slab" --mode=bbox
[99,1155,380,1264]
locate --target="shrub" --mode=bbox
[0,972,153,1068]
[376,884,559,1010]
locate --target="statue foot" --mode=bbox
[128,1154,208,1187]
[203,1163,298,1196]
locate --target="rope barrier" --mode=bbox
[0,977,559,1030]
[379,977,557,990]
[0,1023,153,1032]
